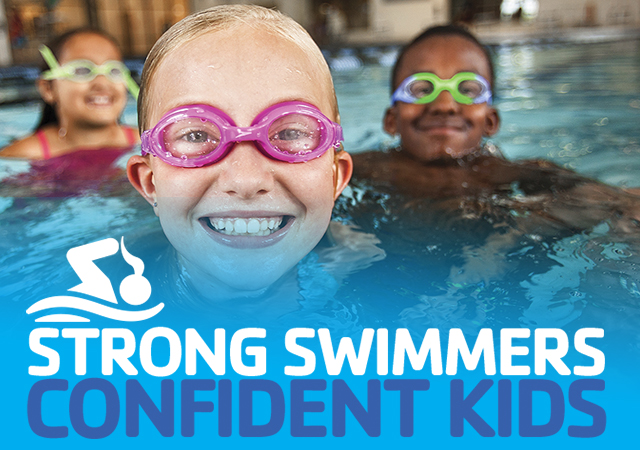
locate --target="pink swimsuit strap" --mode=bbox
[36,129,51,160]
[36,126,136,160]
[123,126,137,145]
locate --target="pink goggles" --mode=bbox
[141,101,343,167]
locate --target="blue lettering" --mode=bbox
[519,379,564,437]
[498,379,512,437]
[69,378,119,438]
[126,379,174,437]
[332,379,381,437]
[568,379,606,437]
[180,379,215,437]
[239,379,285,437]
[291,379,327,437]
[27,379,68,438]
[450,379,494,437]
[383,379,430,437]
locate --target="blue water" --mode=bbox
[1,39,640,447]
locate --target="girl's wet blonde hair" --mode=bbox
[138,4,337,132]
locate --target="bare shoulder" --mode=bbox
[0,134,43,159]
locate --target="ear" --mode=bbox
[333,150,353,200]
[36,79,56,104]
[383,106,398,136]
[127,155,158,213]
[483,107,500,137]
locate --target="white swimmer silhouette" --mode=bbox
[26,237,163,322]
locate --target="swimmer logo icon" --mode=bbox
[26,237,164,322]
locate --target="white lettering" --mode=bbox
[500,328,530,375]
[574,328,605,376]
[185,328,225,376]
[446,328,496,375]
[102,328,137,375]
[319,328,374,376]
[392,328,442,375]
[28,328,60,376]
[62,328,99,375]
[230,328,266,376]
[140,327,182,377]
[284,328,316,376]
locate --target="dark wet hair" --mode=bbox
[390,24,495,94]
[35,27,121,130]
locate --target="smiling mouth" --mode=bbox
[205,216,290,236]
[87,95,112,107]
[416,118,467,132]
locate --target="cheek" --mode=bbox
[290,160,336,217]
[115,83,128,100]
[397,105,422,125]
[467,106,492,129]
[153,164,212,203]
[55,83,85,106]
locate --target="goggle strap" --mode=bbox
[39,45,60,71]
[140,131,150,155]
[124,72,140,100]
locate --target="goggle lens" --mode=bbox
[407,79,435,99]
[268,113,322,157]
[162,118,222,160]
[107,65,126,81]
[71,65,93,80]
[457,79,486,99]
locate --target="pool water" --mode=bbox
[0,39,639,339]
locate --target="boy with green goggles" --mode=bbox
[39,45,140,99]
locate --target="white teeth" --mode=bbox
[247,219,260,233]
[234,219,247,233]
[89,95,110,105]
[208,217,285,236]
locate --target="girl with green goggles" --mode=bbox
[39,45,139,99]
[391,72,492,106]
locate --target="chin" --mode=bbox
[183,256,296,299]
[225,270,287,292]
[405,148,454,162]
[405,142,477,162]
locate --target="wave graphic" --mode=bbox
[26,296,164,322]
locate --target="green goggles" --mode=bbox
[391,72,492,106]
[39,45,139,99]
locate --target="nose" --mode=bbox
[428,89,460,114]
[90,74,113,88]
[214,142,276,199]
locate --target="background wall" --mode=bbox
[536,0,639,27]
